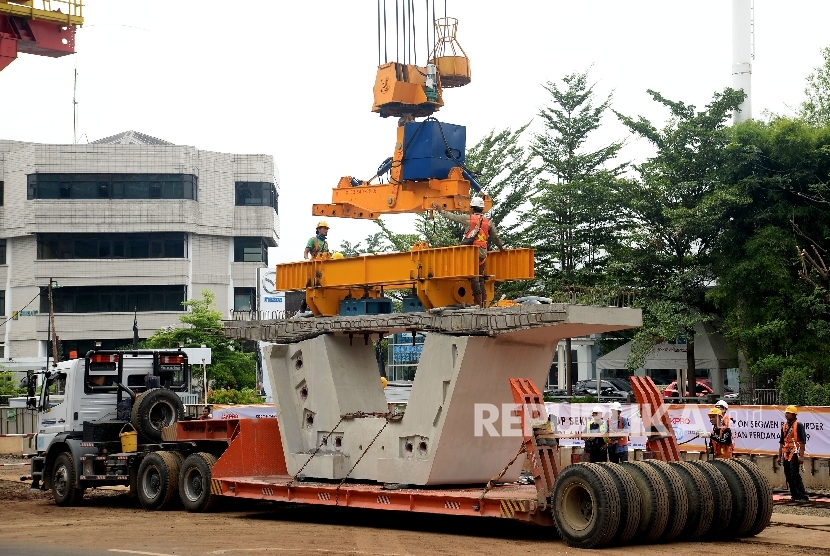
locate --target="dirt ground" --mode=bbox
[1,455,829,556]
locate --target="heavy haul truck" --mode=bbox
[30,5,772,548]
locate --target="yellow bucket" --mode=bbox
[119,423,138,453]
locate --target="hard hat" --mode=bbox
[591,405,603,414]
[785,405,798,415]
[470,196,485,209]
[708,407,722,416]
[332,252,345,260]
[380,376,388,389]
[316,220,330,229]
[715,400,729,411]
[610,401,622,412]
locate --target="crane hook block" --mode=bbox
[372,62,444,118]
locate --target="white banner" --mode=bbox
[211,404,276,420]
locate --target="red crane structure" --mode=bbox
[0,1,83,72]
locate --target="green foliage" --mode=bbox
[779,366,816,406]
[570,395,598,404]
[144,289,256,390]
[207,387,263,405]
[800,47,830,126]
[530,70,625,290]
[0,370,24,397]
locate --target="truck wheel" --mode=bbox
[131,388,184,442]
[179,452,218,513]
[137,452,180,511]
[690,461,732,539]
[52,452,85,507]
[551,463,620,549]
[669,461,714,541]
[724,459,772,536]
[711,460,758,538]
[642,460,689,542]
[619,461,669,543]
[597,462,641,545]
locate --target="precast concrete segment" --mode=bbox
[226,304,642,344]
[261,305,641,486]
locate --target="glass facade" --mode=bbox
[234,237,268,264]
[235,182,278,212]
[234,287,256,311]
[0,239,6,265]
[37,233,187,260]
[27,173,198,201]
[41,285,186,313]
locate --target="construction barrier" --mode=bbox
[0,407,37,435]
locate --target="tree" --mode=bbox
[613,88,749,396]
[529,70,625,291]
[800,47,830,126]
[144,289,256,390]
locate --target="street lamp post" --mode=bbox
[45,278,62,371]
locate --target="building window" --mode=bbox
[41,285,186,313]
[37,233,187,260]
[0,181,4,206]
[235,182,278,213]
[27,174,198,201]
[234,237,268,264]
[0,239,6,265]
[0,290,4,316]
[233,287,256,311]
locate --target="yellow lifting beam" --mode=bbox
[0,1,84,26]
[277,244,534,316]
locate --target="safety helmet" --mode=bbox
[715,400,729,411]
[610,401,623,412]
[332,252,345,260]
[470,196,485,209]
[708,407,723,416]
[380,376,388,389]
[591,405,603,414]
[316,220,330,229]
[785,405,798,415]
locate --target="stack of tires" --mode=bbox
[551,458,772,548]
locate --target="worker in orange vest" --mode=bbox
[698,407,733,459]
[433,197,504,307]
[607,401,629,463]
[715,399,730,428]
[779,405,808,502]
[303,221,330,259]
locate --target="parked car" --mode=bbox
[662,378,734,399]
[573,379,630,399]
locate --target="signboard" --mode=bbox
[257,268,286,317]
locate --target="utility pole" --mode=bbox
[46,278,61,370]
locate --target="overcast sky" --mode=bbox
[2,1,830,264]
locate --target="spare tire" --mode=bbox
[551,463,621,549]
[729,458,773,537]
[669,461,714,540]
[690,461,732,539]
[711,459,759,538]
[131,388,184,443]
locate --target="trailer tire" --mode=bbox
[690,461,732,539]
[669,461,714,540]
[168,450,186,467]
[180,452,218,513]
[710,460,758,538]
[597,462,641,545]
[137,452,180,511]
[52,452,85,507]
[642,459,689,542]
[551,463,621,549]
[131,388,184,442]
[619,461,669,543]
[725,458,772,537]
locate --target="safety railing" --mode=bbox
[0,1,84,26]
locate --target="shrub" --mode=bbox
[207,388,263,405]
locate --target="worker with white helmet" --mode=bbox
[607,401,630,463]
[715,399,730,428]
[433,196,504,307]
[583,405,609,463]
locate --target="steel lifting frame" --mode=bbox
[510,378,558,507]
[276,244,534,316]
[0,1,82,72]
[630,376,681,462]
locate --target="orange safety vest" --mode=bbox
[782,419,803,461]
[711,424,733,459]
[463,214,491,249]
[609,416,628,446]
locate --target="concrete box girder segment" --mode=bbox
[275,245,534,316]
[255,304,642,486]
